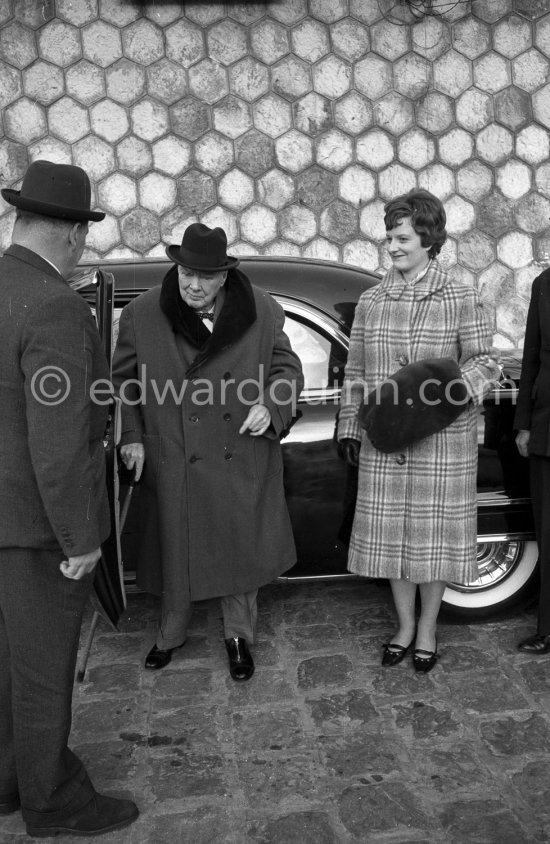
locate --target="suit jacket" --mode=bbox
[514,268,550,457]
[0,244,111,555]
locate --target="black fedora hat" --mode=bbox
[359,358,469,453]
[1,159,105,222]
[166,223,239,272]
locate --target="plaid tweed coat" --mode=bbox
[337,261,500,584]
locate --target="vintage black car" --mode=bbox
[77,256,537,621]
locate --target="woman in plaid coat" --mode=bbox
[338,190,499,673]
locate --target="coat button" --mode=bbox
[223,413,231,421]
[223,371,231,380]
[397,354,409,366]
[225,452,232,460]
[395,453,406,465]
[189,415,199,423]
[189,455,198,463]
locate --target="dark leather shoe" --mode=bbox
[145,645,173,670]
[518,633,550,654]
[0,792,20,814]
[225,637,254,681]
[26,793,138,838]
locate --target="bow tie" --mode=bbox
[197,311,214,321]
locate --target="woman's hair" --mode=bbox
[384,189,447,259]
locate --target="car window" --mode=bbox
[111,304,347,391]
[283,314,346,390]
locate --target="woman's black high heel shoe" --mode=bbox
[382,635,415,667]
[413,641,439,673]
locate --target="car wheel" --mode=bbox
[441,540,539,621]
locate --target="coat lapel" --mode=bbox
[380,261,449,302]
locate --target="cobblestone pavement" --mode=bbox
[2,579,550,843]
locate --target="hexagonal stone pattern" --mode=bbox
[1,20,37,68]
[235,130,274,177]
[165,19,204,67]
[456,89,493,132]
[74,135,115,181]
[296,165,337,209]
[291,18,330,63]
[189,59,229,105]
[213,96,252,138]
[139,173,176,215]
[48,97,90,144]
[152,136,191,177]
[207,19,247,66]
[82,21,122,68]
[0,63,22,109]
[131,99,169,142]
[334,91,373,136]
[0,1,546,347]
[24,61,64,105]
[117,136,152,177]
[98,173,137,216]
[66,61,106,106]
[5,98,46,145]
[106,59,145,105]
[230,57,269,101]
[38,20,81,67]
[123,19,163,66]
[195,133,233,177]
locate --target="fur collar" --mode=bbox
[159,265,257,374]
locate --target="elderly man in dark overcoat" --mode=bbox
[515,265,550,654]
[113,223,303,680]
[0,160,138,837]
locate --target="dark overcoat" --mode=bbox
[514,268,550,455]
[112,266,304,607]
[0,244,110,555]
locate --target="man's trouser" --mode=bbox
[0,548,95,825]
[156,590,259,649]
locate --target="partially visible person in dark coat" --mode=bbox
[0,161,138,837]
[112,223,304,680]
[515,267,550,654]
[338,189,499,674]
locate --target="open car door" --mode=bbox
[72,268,126,631]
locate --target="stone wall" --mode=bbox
[1,0,549,346]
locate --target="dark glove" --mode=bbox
[337,438,361,467]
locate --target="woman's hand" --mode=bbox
[120,442,145,481]
[338,438,361,467]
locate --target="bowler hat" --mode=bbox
[1,160,105,222]
[166,223,239,272]
[359,358,469,453]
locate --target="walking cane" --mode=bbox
[76,469,137,682]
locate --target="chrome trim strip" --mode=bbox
[476,533,536,543]
[476,496,532,508]
[277,573,360,583]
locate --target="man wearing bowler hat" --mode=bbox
[113,223,303,680]
[0,160,138,836]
